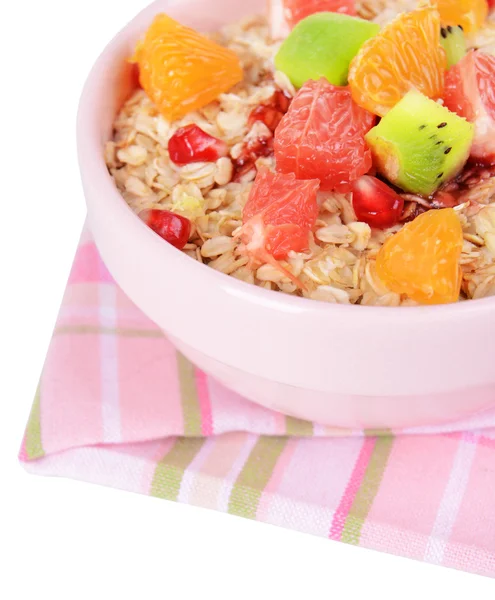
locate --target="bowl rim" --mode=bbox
[77,0,495,325]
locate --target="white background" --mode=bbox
[1,0,494,597]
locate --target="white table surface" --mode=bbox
[2,1,494,596]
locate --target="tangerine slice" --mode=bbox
[376,208,463,305]
[131,14,243,121]
[437,0,488,34]
[348,6,446,116]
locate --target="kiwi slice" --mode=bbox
[440,25,467,68]
[274,13,380,88]
[365,90,474,197]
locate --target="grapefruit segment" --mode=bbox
[283,0,357,27]
[268,0,357,39]
[237,168,319,286]
[443,50,495,162]
[274,79,375,192]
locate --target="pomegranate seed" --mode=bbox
[139,209,191,249]
[233,131,274,182]
[248,90,292,132]
[249,105,285,132]
[431,191,459,209]
[274,90,292,113]
[352,176,404,229]
[168,124,228,166]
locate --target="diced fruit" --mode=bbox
[139,209,191,249]
[352,176,404,229]
[248,91,292,132]
[436,0,488,34]
[168,124,228,165]
[232,126,274,182]
[268,0,357,41]
[274,13,380,88]
[283,0,356,28]
[440,25,467,68]
[131,14,243,121]
[376,208,463,305]
[348,6,446,116]
[443,51,495,163]
[237,168,319,285]
[274,79,375,192]
[365,90,474,196]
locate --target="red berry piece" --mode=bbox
[352,176,404,229]
[139,209,191,249]
[168,124,228,165]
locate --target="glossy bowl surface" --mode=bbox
[78,0,495,428]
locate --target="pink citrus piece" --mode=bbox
[237,168,319,286]
[268,0,356,38]
[274,78,375,192]
[443,50,495,163]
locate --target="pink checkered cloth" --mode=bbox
[20,227,495,577]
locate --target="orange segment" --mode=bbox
[376,209,463,305]
[436,0,488,34]
[132,14,243,121]
[348,6,446,117]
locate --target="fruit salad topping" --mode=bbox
[248,90,292,131]
[131,14,243,120]
[168,125,228,165]
[236,168,319,286]
[274,78,375,191]
[106,1,495,306]
[352,176,404,229]
[139,209,191,250]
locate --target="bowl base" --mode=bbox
[170,335,495,430]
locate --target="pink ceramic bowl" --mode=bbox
[78,0,495,429]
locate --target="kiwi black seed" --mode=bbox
[440,24,467,68]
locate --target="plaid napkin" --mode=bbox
[20,226,495,577]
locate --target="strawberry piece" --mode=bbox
[140,209,191,249]
[168,124,228,165]
[352,176,404,229]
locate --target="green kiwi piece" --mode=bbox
[440,25,467,68]
[365,90,474,197]
[274,13,380,88]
